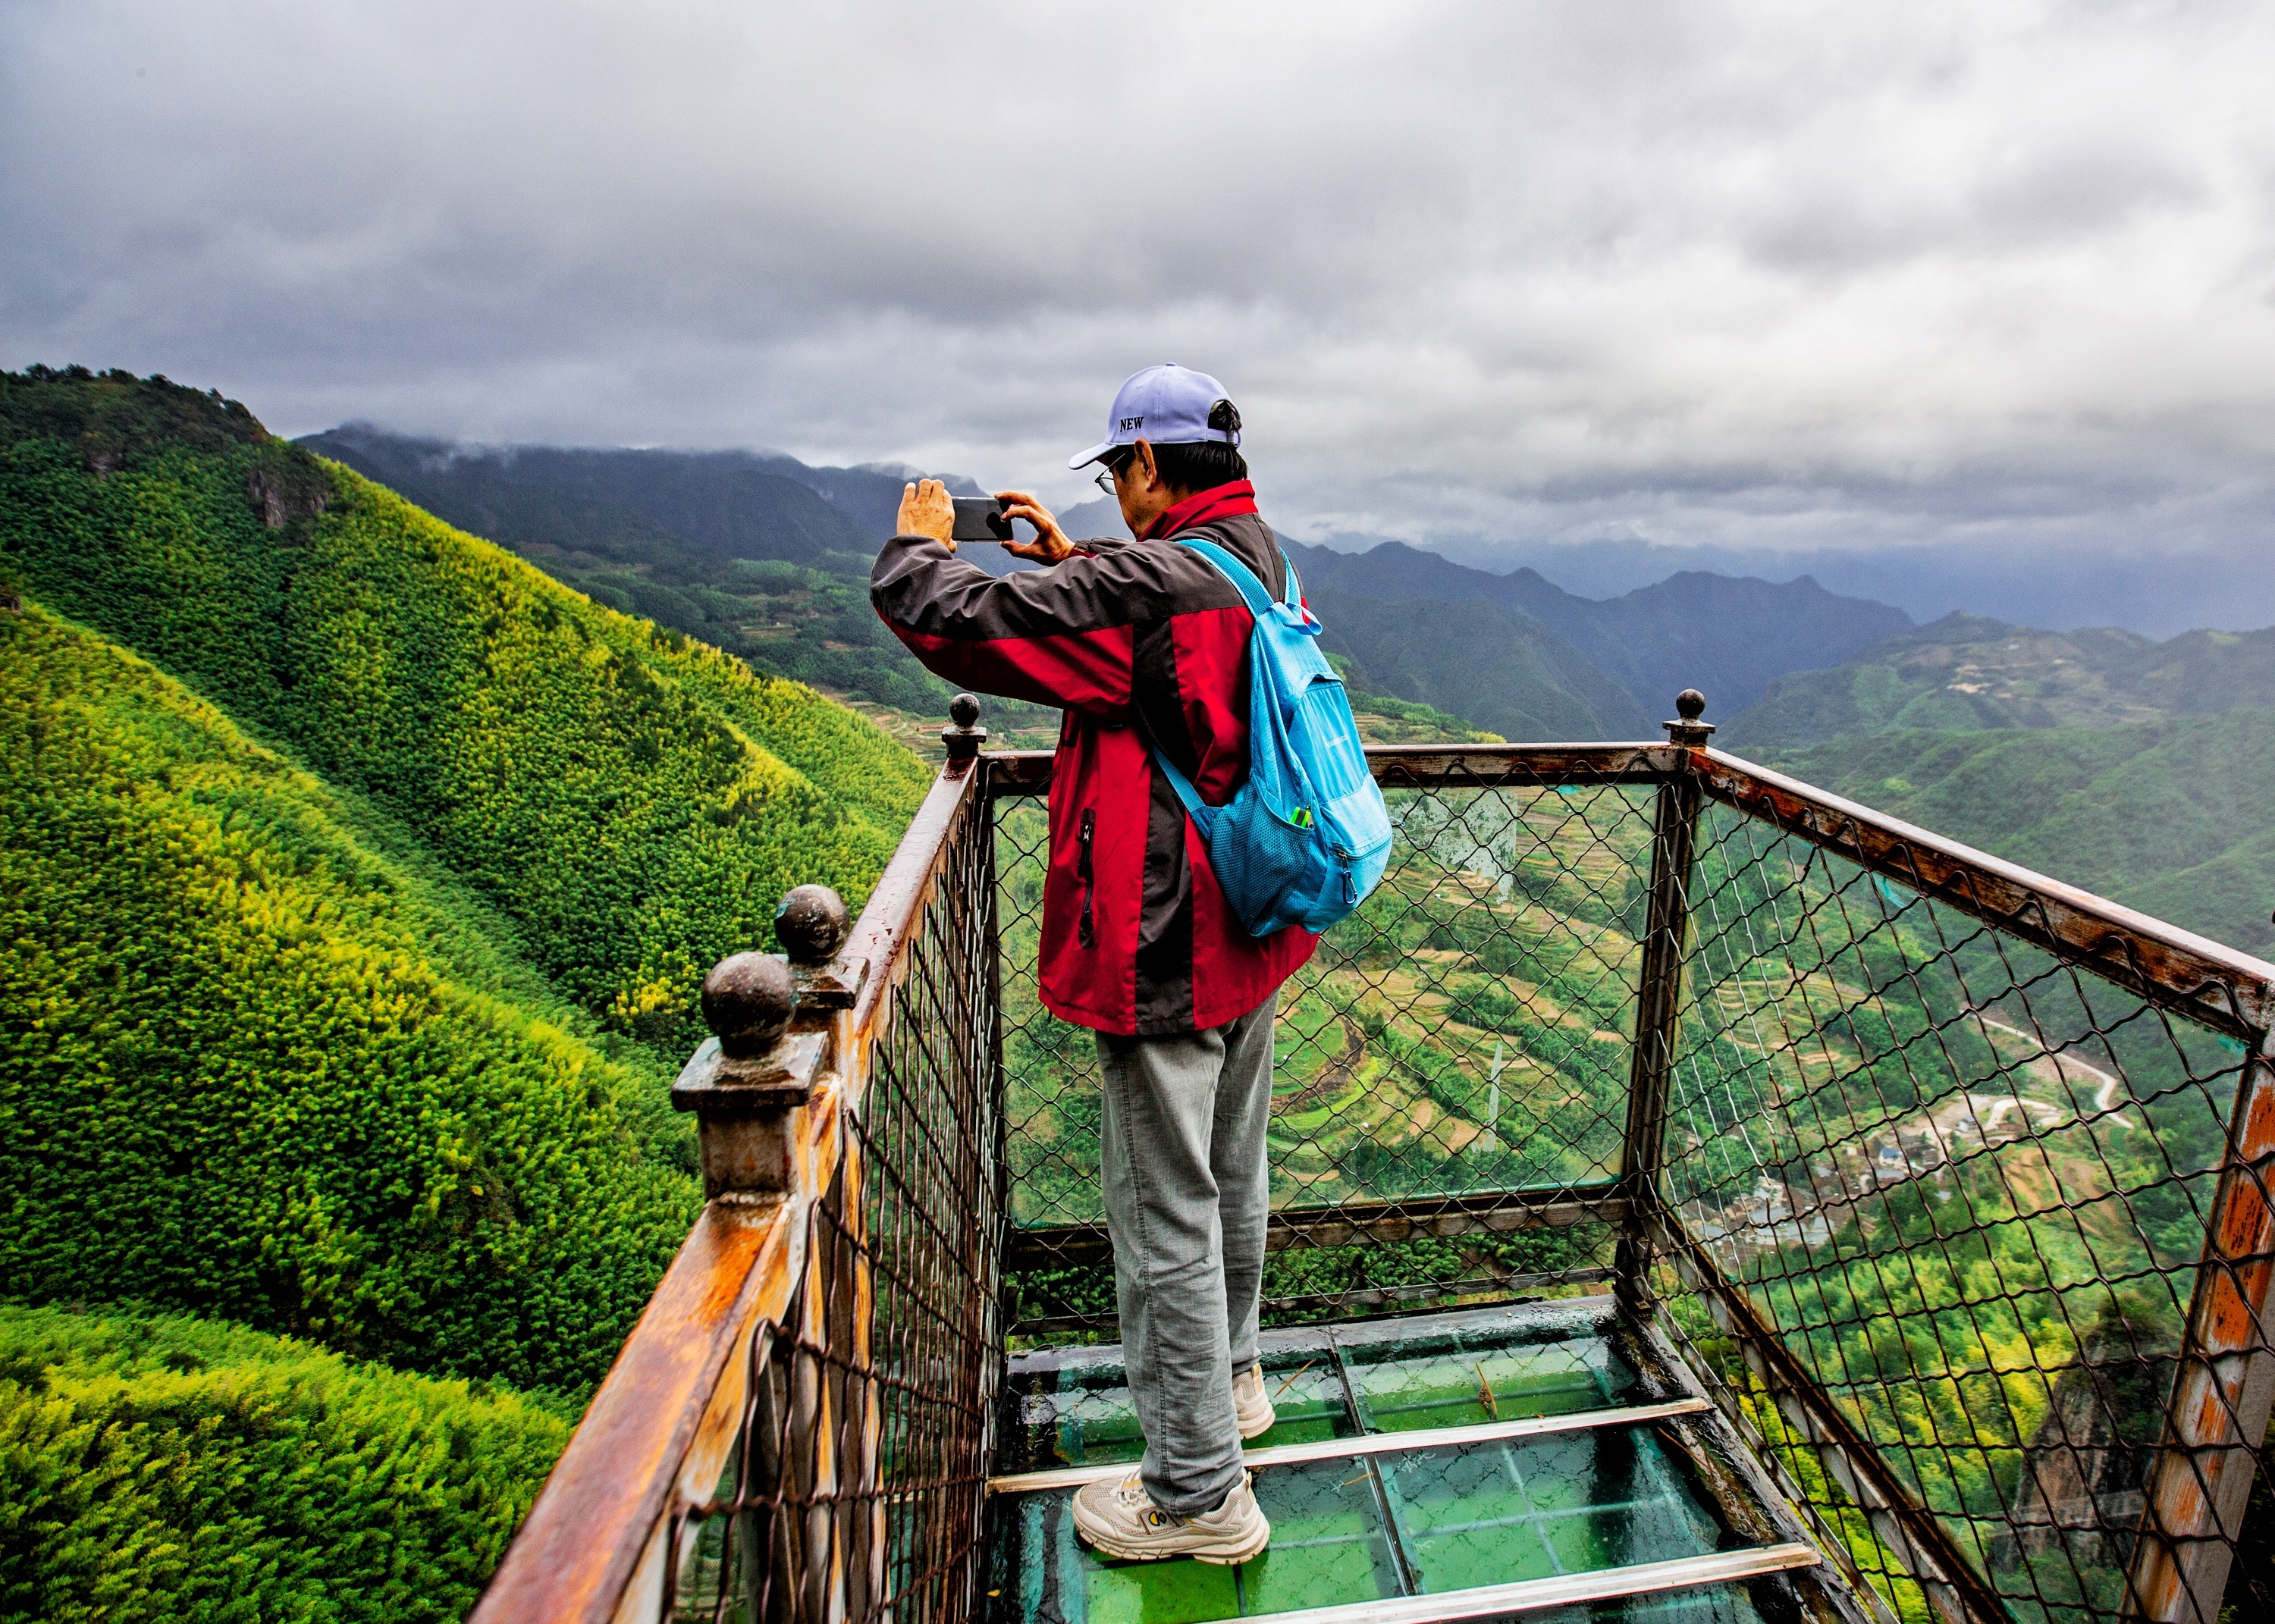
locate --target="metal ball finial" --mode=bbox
[942,693,987,762]
[701,952,798,1056]
[774,885,848,965]
[1676,688,1707,721]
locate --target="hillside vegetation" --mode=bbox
[2,602,700,1387]
[1759,710,2275,958]
[0,1303,572,1624]
[2,370,928,1042]
[0,368,940,1384]
[0,365,943,1609]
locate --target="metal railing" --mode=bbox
[472,704,1006,1624]
[474,693,2274,1624]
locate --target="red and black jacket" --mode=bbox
[871,480,1317,1036]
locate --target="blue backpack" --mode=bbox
[1148,536,1394,937]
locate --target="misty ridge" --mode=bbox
[300,425,2275,748]
[293,419,2275,979]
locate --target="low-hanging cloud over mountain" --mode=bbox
[6,0,2273,623]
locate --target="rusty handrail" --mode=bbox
[474,747,990,1624]
[469,1199,805,1623]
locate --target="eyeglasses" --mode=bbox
[1092,450,1134,496]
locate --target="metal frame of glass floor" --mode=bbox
[983,1300,1852,1624]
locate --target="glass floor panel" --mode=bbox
[982,1419,1753,1624]
[986,1458,1405,1624]
[1003,1352,1362,1472]
[996,1302,1647,1478]
[1382,1426,1731,1592]
[1343,1326,1640,1434]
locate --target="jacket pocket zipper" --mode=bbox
[1078,808,1097,947]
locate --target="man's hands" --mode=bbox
[897,478,957,549]
[896,477,1077,563]
[994,491,1077,564]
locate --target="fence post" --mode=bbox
[1616,689,1712,1318]
[668,886,859,1624]
[2126,1029,2275,1624]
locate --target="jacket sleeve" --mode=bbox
[870,535,1165,718]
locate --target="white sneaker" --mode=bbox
[1072,1470,1271,1564]
[1232,1364,1276,1440]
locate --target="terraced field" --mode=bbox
[999,782,1658,1238]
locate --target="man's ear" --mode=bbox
[1131,439,1160,491]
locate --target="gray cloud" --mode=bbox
[6,0,2274,625]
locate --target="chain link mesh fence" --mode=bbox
[996,756,1658,1333]
[629,737,2267,1624]
[1650,787,2268,1624]
[664,774,1006,1624]
[992,744,2273,1624]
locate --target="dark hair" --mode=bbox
[1147,398,1248,494]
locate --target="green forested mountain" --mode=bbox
[1726,610,2275,749]
[2,602,699,1387]
[1756,710,2275,957]
[1272,535,1912,717]
[0,368,934,1613]
[1307,587,1651,739]
[302,423,1068,746]
[1716,605,2275,958]
[3,370,928,1039]
[0,1303,574,1624]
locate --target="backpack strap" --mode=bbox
[1149,742,1212,826]
[1147,533,1301,828]
[1175,535,1300,613]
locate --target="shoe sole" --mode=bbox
[1078,1522,1272,1566]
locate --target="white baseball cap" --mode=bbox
[1067,363,1240,470]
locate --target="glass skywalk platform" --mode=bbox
[982,1301,1830,1624]
[472,726,2275,1624]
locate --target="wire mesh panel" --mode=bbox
[667,773,1006,1624]
[996,751,1660,1332]
[1653,788,2268,1624]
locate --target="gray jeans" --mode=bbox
[1094,989,1276,1516]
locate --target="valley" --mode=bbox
[8,369,2273,1620]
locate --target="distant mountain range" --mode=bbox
[304,432,1922,746]
[1403,532,2275,644]
[1274,538,1910,723]
[1047,497,1916,728]
[1722,612,2275,750]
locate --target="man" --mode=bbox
[871,364,1312,1565]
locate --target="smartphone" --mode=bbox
[952,496,1019,543]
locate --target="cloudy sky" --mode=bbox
[7,1,2273,621]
